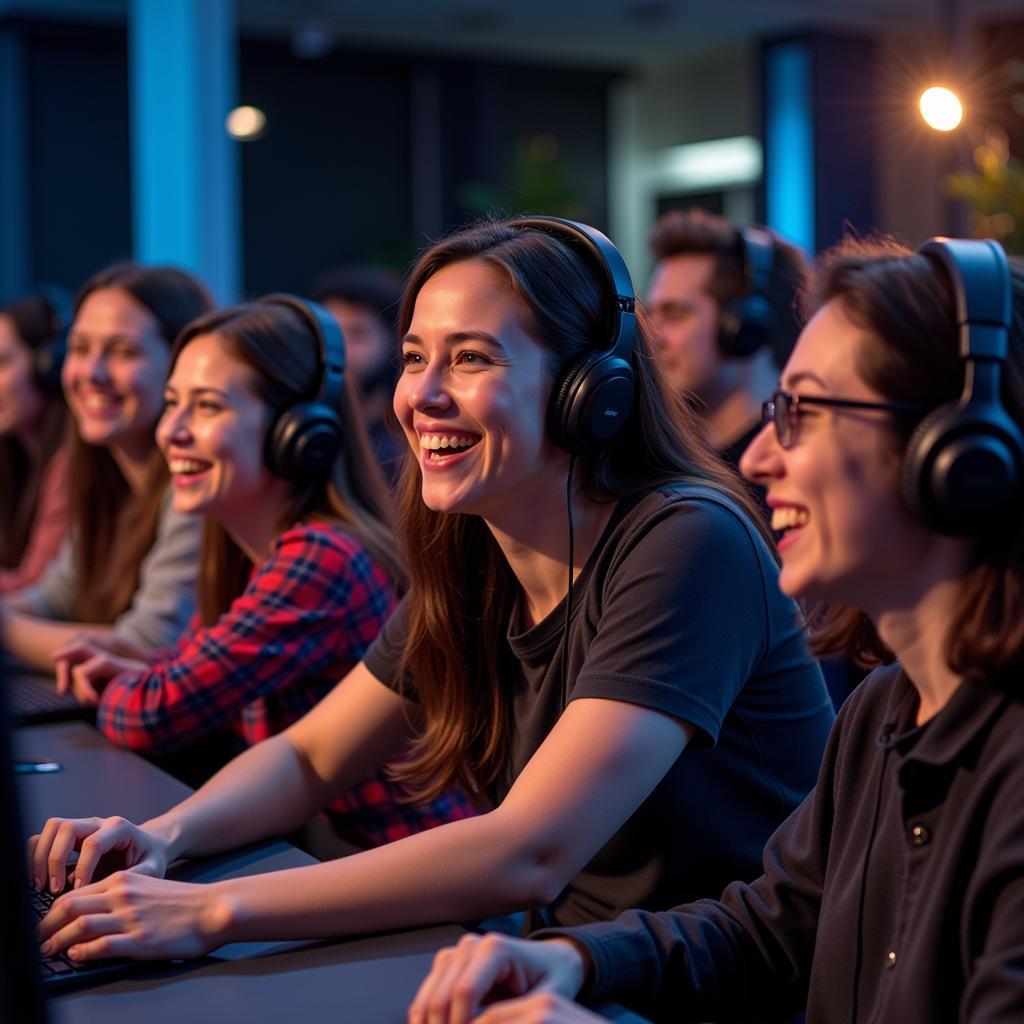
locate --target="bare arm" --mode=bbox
[30,662,415,891]
[40,687,692,960]
[0,603,118,671]
[208,696,692,941]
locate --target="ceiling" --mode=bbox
[3,0,1023,70]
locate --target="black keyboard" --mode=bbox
[30,886,142,993]
[8,676,89,725]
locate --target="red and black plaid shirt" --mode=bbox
[97,523,476,846]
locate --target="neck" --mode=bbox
[702,349,777,451]
[484,468,615,629]
[869,542,972,724]
[222,484,294,564]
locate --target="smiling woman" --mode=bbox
[1,264,213,670]
[418,236,1024,1024]
[27,218,833,971]
[47,297,472,844]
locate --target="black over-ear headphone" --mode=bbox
[506,216,637,454]
[260,294,346,481]
[718,226,776,358]
[902,237,1024,535]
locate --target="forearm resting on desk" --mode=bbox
[143,733,332,861]
[208,806,570,945]
[1,603,116,671]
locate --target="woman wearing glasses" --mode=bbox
[410,235,1024,1024]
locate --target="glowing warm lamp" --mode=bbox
[226,105,267,141]
[919,86,964,132]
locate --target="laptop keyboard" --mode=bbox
[30,886,95,981]
[7,676,86,725]
[29,885,140,991]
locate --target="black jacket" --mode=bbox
[542,665,1024,1023]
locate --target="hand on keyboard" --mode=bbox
[36,871,228,963]
[27,814,170,894]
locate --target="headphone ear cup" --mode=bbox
[902,403,1024,534]
[265,402,342,481]
[547,357,588,452]
[548,352,634,454]
[718,296,773,358]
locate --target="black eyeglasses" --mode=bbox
[761,389,929,449]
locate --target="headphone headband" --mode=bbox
[741,227,774,297]
[261,293,346,410]
[505,216,637,453]
[506,216,637,363]
[901,236,1023,535]
[919,238,1011,360]
[717,225,775,358]
[259,294,346,481]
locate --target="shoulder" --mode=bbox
[270,521,371,566]
[264,521,390,593]
[153,487,202,541]
[139,488,201,571]
[620,482,764,538]
[609,482,773,570]
[827,663,905,761]
[978,690,1024,787]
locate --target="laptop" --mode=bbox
[7,672,92,726]
[1,662,162,999]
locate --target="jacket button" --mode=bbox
[910,824,931,846]
[886,950,897,970]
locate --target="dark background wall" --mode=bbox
[5,15,616,300]
[22,19,132,292]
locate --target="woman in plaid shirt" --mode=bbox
[50,296,474,848]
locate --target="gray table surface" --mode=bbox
[16,724,650,1024]
[15,722,467,1023]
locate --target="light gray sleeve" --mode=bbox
[6,536,79,621]
[110,496,201,652]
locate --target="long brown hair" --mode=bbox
[803,236,1024,684]
[169,302,405,627]
[390,218,772,803]
[0,295,67,569]
[69,264,214,623]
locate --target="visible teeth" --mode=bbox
[771,507,810,532]
[169,459,208,475]
[82,394,120,410]
[419,434,477,451]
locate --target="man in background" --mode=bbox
[646,208,807,469]
[308,265,404,479]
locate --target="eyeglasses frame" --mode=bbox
[762,389,929,449]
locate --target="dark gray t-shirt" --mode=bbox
[364,483,834,926]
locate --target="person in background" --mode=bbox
[308,264,404,477]
[408,235,1024,1024]
[29,217,831,965]
[53,296,473,842]
[0,294,69,592]
[646,209,862,710]
[1,263,213,670]
[646,208,806,471]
